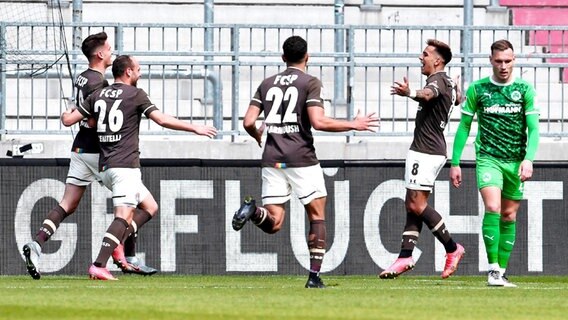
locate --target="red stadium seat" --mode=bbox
[508,0,568,82]
[500,0,567,6]
[503,1,568,81]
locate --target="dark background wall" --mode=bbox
[1,159,566,276]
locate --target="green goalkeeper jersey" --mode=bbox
[463,76,539,161]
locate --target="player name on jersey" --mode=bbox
[99,134,122,143]
[266,124,300,134]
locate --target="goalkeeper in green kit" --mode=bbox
[450,39,540,287]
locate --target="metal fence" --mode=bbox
[2,23,568,139]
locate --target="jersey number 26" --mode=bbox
[95,99,124,133]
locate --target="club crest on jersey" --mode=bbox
[510,90,522,101]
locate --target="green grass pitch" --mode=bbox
[1,275,567,319]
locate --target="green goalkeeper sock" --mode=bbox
[498,220,517,269]
[482,212,501,264]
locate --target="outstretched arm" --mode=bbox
[390,76,436,102]
[307,107,379,132]
[149,110,217,138]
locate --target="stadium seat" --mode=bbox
[503,0,568,82]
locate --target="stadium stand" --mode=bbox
[1,1,567,161]
[502,0,568,82]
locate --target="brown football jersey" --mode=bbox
[79,83,158,170]
[72,68,108,153]
[250,67,324,168]
[410,71,457,156]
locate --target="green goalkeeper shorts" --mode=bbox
[476,156,523,200]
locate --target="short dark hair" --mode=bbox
[427,39,452,64]
[81,32,108,60]
[112,55,134,78]
[282,36,307,64]
[491,39,514,54]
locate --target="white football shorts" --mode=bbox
[100,168,150,207]
[66,152,102,186]
[262,163,327,206]
[404,149,447,192]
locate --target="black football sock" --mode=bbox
[421,206,457,253]
[35,204,71,247]
[399,211,423,258]
[252,207,277,234]
[122,209,152,257]
[123,231,138,258]
[93,217,129,268]
[308,220,326,274]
